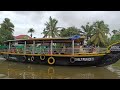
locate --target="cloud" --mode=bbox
[0,11,120,38]
[55,11,120,29]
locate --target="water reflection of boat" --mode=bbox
[0,60,119,79]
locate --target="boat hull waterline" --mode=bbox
[1,52,120,67]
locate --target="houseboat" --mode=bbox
[0,35,120,67]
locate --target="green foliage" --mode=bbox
[1,18,14,32]
[81,22,93,41]
[0,18,14,45]
[60,26,83,37]
[112,30,119,35]
[0,17,116,48]
[90,21,110,47]
[28,28,35,37]
[55,43,64,48]
[42,16,61,38]
[110,34,120,44]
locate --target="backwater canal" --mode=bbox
[0,59,120,79]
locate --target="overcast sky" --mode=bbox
[0,11,120,38]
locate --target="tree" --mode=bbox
[0,18,14,45]
[90,21,110,47]
[1,18,14,33]
[60,26,83,37]
[42,16,60,38]
[81,22,93,41]
[110,34,120,44]
[112,30,119,35]
[28,28,35,38]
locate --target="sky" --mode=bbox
[0,11,120,38]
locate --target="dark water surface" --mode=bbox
[0,59,120,79]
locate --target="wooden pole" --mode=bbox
[24,41,26,54]
[32,41,35,54]
[50,40,53,55]
[72,40,74,55]
[8,42,11,52]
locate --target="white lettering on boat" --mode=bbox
[74,58,94,61]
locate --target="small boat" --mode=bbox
[0,35,120,67]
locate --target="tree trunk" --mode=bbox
[31,33,32,38]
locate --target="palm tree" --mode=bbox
[28,28,35,38]
[81,22,93,41]
[1,18,14,33]
[90,21,109,46]
[98,21,110,36]
[0,18,14,44]
[90,27,106,46]
[42,16,60,38]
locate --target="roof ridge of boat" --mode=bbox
[4,36,85,42]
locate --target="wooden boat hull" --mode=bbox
[1,53,106,66]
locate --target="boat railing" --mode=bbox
[43,47,107,54]
[0,46,8,52]
[81,47,107,53]
[0,46,107,54]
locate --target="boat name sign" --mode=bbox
[74,58,94,61]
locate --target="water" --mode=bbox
[0,59,120,79]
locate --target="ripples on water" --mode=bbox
[0,59,120,79]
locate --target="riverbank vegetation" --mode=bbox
[1,16,120,48]
[41,16,120,48]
